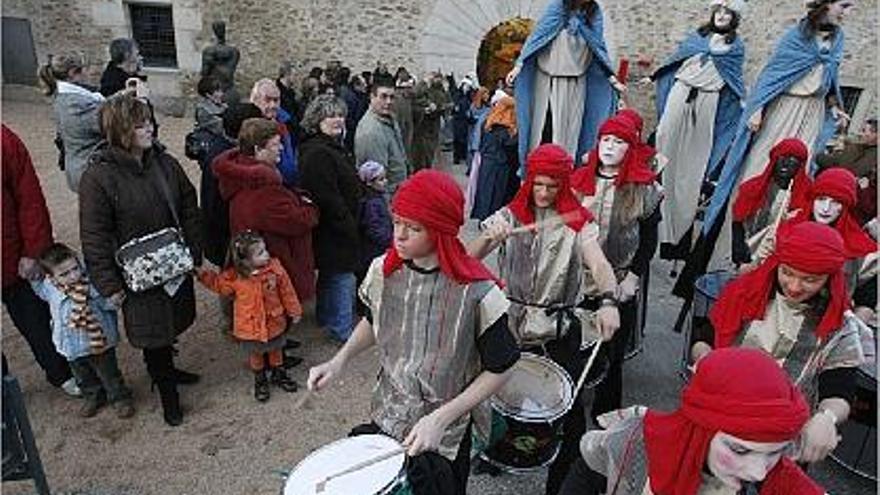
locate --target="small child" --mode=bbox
[31,243,134,419]
[197,231,302,402]
[357,161,393,274]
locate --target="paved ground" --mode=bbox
[1,91,875,494]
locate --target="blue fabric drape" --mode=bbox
[514,0,616,174]
[701,22,844,234]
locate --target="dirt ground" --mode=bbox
[1,89,874,495]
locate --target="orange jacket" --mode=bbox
[198,258,302,343]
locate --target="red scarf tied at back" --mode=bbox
[644,347,819,495]
[571,111,657,196]
[507,143,593,231]
[732,138,811,223]
[710,221,849,348]
[383,170,501,286]
[790,167,877,259]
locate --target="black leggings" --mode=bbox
[142,345,175,384]
[557,457,607,495]
[591,298,638,421]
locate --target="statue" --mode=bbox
[201,21,241,104]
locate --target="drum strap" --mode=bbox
[507,296,578,341]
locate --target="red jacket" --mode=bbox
[213,149,319,301]
[2,125,53,288]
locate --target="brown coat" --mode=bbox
[79,144,202,349]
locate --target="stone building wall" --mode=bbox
[3,0,876,125]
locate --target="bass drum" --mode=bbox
[479,353,574,473]
[830,363,877,481]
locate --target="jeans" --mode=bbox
[69,348,132,403]
[316,271,356,341]
[2,280,72,386]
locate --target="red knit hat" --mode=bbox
[710,221,850,348]
[644,347,818,495]
[571,111,656,196]
[790,167,877,259]
[507,144,592,231]
[732,138,811,223]
[384,170,501,286]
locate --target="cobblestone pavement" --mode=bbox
[2,92,874,494]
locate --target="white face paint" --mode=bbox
[825,1,855,26]
[598,134,630,166]
[812,196,844,225]
[714,7,734,29]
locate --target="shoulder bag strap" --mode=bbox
[147,159,182,228]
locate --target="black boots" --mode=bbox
[156,380,183,426]
[144,346,184,427]
[254,370,270,402]
[172,368,201,385]
[269,367,298,393]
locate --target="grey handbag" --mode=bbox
[115,164,193,292]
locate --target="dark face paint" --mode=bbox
[773,155,801,189]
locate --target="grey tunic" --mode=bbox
[359,255,509,459]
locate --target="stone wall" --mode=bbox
[4,0,877,125]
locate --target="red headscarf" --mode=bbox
[732,138,811,222]
[617,108,644,138]
[644,347,818,495]
[507,144,593,231]
[710,221,850,348]
[790,167,877,259]
[571,112,657,196]
[383,170,501,286]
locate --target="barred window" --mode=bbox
[130,4,177,68]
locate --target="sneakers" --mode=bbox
[60,377,82,397]
[269,367,298,393]
[113,400,136,419]
[254,370,270,402]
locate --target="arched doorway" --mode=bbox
[476,17,534,90]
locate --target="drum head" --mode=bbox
[284,434,405,495]
[491,353,574,423]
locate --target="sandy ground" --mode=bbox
[1,91,875,495]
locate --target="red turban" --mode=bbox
[617,108,644,137]
[710,221,849,348]
[571,111,657,196]
[644,347,818,495]
[507,144,593,231]
[790,167,877,259]
[383,170,501,286]
[732,138,811,222]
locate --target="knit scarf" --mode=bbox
[61,278,107,354]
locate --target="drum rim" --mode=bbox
[283,434,406,495]
[490,352,575,422]
[478,441,563,474]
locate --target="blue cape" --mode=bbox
[514,0,616,173]
[654,32,745,177]
[701,22,844,234]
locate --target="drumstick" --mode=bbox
[509,211,585,235]
[572,340,603,400]
[315,446,407,493]
[291,389,313,414]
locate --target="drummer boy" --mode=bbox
[307,170,520,494]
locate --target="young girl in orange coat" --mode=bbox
[198,231,302,402]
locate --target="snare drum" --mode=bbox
[480,353,574,473]
[680,271,736,380]
[830,363,877,481]
[282,434,411,495]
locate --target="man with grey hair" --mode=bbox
[355,79,409,194]
[250,78,298,186]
